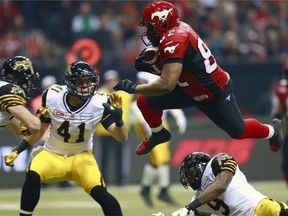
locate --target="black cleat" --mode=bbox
[158,193,178,206]
[140,188,154,207]
[136,128,171,155]
[269,119,284,152]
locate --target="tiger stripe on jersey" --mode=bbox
[0,94,26,111]
[220,159,237,174]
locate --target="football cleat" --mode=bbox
[140,188,153,207]
[135,128,171,156]
[269,118,284,152]
[158,193,178,206]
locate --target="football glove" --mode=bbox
[113,79,137,94]
[19,124,32,136]
[36,107,51,123]
[102,93,124,127]
[4,150,19,167]
[134,55,154,72]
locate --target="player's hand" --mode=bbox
[19,124,32,136]
[134,55,154,72]
[113,79,137,94]
[36,107,51,123]
[103,93,124,127]
[4,150,19,167]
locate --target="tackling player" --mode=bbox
[4,61,128,216]
[113,1,284,156]
[153,152,288,216]
[0,56,41,137]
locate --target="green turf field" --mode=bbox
[0,181,287,216]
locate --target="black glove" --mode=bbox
[36,107,51,123]
[134,55,153,72]
[102,93,124,127]
[113,79,137,94]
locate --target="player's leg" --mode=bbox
[136,87,193,155]
[254,198,288,216]
[20,171,41,216]
[72,151,122,215]
[20,150,64,216]
[196,81,283,152]
[282,136,288,191]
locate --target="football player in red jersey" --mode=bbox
[271,58,288,190]
[113,1,284,156]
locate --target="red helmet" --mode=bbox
[139,1,179,46]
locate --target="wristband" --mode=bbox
[185,198,202,211]
[13,139,30,153]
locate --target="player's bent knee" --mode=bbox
[25,171,41,185]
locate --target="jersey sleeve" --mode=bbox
[211,153,237,176]
[0,83,26,111]
[158,31,189,64]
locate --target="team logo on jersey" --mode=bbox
[10,86,25,96]
[151,8,172,23]
[164,44,179,54]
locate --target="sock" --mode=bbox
[137,95,163,128]
[238,118,270,139]
[157,164,169,188]
[141,163,157,186]
[90,186,122,216]
[20,171,41,215]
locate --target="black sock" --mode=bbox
[90,186,122,216]
[20,171,41,215]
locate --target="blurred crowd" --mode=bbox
[0,0,287,71]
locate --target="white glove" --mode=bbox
[172,208,194,216]
[168,109,187,134]
[151,212,165,216]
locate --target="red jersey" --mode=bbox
[273,79,288,115]
[158,21,229,102]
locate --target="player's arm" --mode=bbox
[7,105,41,134]
[4,123,50,167]
[101,93,128,142]
[186,154,236,212]
[113,63,182,96]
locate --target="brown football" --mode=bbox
[142,48,163,75]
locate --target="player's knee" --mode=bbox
[25,171,41,186]
[226,125,246,139]
[137,95,149,111]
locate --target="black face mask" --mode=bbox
[140,24,161,47]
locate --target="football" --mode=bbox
[142,47,159,64]
[142,48,163,75]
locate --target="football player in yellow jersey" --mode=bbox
[131,72,187,207]
[0,56,41,138]
[4,61,128,216]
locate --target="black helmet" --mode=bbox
[65,61,99,100]
[179,152,211,190]
[0,56,39,96]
